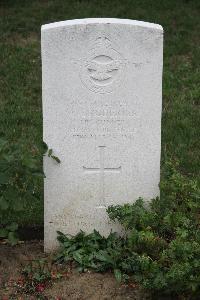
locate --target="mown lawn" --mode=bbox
[0,0,199,226]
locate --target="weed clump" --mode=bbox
[56,161,200,299]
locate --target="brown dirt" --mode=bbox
[0,241,144,300]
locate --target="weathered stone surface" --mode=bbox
[42,18,163,251]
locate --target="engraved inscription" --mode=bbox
[65,102,136,139]
[80,37,125,94]
[83,146,121,208]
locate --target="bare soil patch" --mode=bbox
[0,241,143,299]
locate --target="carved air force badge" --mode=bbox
[80,37,125,94]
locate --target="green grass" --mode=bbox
[0,0,199,226]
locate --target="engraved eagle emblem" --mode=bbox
[80,36,125,93]
[87,60,120,81]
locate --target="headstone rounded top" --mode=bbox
[41,18,163,32]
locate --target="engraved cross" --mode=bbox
[83,146,121,208]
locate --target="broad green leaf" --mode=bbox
[57,230,64,235]
[48,149,53,157]
[42,141,48,154]
[114,269,122,282]
[90,229,102,240]
[95,251,113,264]
[73,251,83,264]
[51,155,61,163]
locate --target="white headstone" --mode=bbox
[41,18,163,251]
